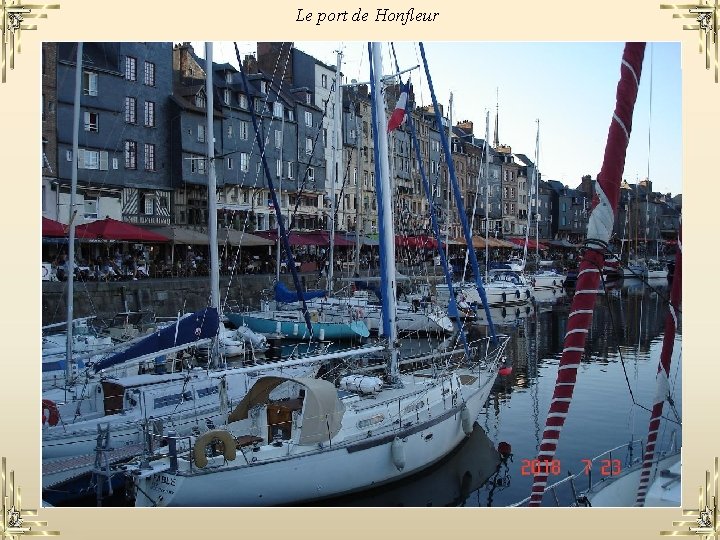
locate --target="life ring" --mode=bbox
[42,399,60,427]
[193,429,237,468]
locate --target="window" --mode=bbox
[195,93,206,108]
[112,157,118,170]
[239,94,248,109]
[276,159,282,178]
[198,157,206,175]
[223,89,230,104]
[144,61,155,86]
[83,71,97,96]
[273,102,283,118]
[321,73,328,88]
[125,97,136,124]
[305,111,313,127]
[287,109,294,122]
[274,130,282,149]
[287,162,294,179]
[190,157,197,173]
[307,167,314,181]
[197,124,206,143]
[260,81,268,94]
[239,121,248,140]
[227,123,233,139]
[125,56,136,81]
[76,149,108,170]
[83,197,98,219]
[240,152,249,172]
[225,72,232,84]
[227,157,234,170]
[144,194,154,215]
[144,101,155,127]
[125,140,137,169]
[305,137,314,155]
[83,111,99,132]
[305,93,311,104]
[144,143,155,171]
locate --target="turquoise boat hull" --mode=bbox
[226,312,369,340]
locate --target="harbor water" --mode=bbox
[310,278,682,507]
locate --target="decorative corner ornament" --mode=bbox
[0,0,60,83]
[661,1,719,82]
[1,457,59,539]
[661,457,719,538]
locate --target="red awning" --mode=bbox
[75,218,169,242]
[395,235,439,248]
[42,217,67,238]
[506,237,549,250]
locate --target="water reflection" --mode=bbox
[302,424,502,507]
[320,280,681,507]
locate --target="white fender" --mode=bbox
[391,437,406,471]
[461,406,473,435]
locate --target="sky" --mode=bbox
[193,41,682,196]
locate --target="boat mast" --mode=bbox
[484,111,490,276]
[444,92,453,261]
[65,42,83,383]
[534,119,540,263]
[369,42,398,378]
[205,43,220,317]
[354,92,362,272]
[276,112,284,282]
[328,50,342,294]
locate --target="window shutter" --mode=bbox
[77,148,85,169]
[100,151,109,171]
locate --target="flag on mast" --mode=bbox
[387,81,410,132]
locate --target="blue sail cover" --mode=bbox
[274,282,326,304]
[91,307,220,373]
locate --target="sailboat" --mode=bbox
[127,41,509,507]
[523,120,565,291]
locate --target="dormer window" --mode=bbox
[226,72,232,84]
[195,92,206,109]
[260,81,268,94]
[305,93,312,104]
[273,102,283,118]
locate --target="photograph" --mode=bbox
[39,40,681,508]
[0,0,715,538]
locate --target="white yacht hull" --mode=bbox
[134,369,494,506]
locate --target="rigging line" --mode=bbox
[234,42,314,338]
[220,41,294,307]
[585,244,680,426]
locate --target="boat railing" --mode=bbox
[509,438,647,507]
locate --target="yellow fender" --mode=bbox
[193,429,237,468]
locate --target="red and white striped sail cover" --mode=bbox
[635,229,681,505]
[528,43,646,506]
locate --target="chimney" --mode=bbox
[243,54,258,74]
[457,120,473,135]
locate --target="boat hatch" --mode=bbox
[267,398,304,441]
